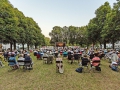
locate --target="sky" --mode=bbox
[9,0,116,37]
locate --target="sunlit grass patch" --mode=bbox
[0,54,120,90]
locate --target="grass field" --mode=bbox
[0,54,120,90]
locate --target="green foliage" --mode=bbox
[0,0,45,50]
[49,25,88,46]
[44,37,50,46]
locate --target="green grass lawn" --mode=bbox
[0,54,120,90]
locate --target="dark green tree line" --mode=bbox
[49,0,120,49]
[0,0,45,51]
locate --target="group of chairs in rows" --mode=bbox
[33,51,63,73]
[74,52,101,73]
[55,53,101,73]
[31,49,102,74]
[44,51,101,73]
[7,53,33,71]
[34,52,54,64]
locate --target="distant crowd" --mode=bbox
[0,47,120,72]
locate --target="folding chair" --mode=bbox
[36,53,41,60]
[63,51,68,59]
[8,60,18,70]
[74,53,80,63]
[54,53,58,58]
[43,56,48,64]
[48,55,54,64]
[80,58,90,73]
[17,60,25,69]
[56,58,64,73]
[68,54,74,64]
[24,60,33,70]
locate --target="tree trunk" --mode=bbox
[35,44,37,49]
[72,42,74,46]
[92,42,95,50]
[10,42,12,52]
[112,39,115,49]
[80,44,82,47]
[27,44,29,51]
[86,43,89,49]
[99,42,102,49]
[104,40,106,49]
[22,43,24,50]
[13,41,16,50]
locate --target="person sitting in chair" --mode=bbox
[117,53,120,66]
[90,52,101,71]
[91,52,100,67]
[36,51,41,60]
[18,54,25,60]
[80,54,90,66]
[74,51,79,63]
[109,51,119,71]
[63,50,68,58]
[25,54,32,63]
[17,54,25,66]
[9,53,19,69]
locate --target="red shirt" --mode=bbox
[92,57,100,66]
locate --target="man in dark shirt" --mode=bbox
[24,54,33,68]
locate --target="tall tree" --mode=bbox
[49,26,62,44]
[102,0,120,49]
[95,2,111,49]
[87,18,99,49]
[0,0,18,51]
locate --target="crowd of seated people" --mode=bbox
[0,47,120,73]
[4,49,33,70]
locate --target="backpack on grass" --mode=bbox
[75,67,83,73]
[111,65,118,71]
[95,66,101,71]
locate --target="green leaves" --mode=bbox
[0,0,45,49]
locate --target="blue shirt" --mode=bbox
[9,57,17,65]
